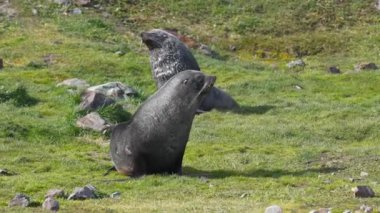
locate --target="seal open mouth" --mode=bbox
[200,76,216,95]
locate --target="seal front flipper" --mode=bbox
[199,87,239,112]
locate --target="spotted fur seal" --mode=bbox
[141,29,238,112]
[110,70,216,176]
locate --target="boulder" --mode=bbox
[354,63,378,72]
[79,91,115,111]
[68,184,97,200]
[74,0,92,6]
[76,112,107,132]
[86,82,137,99]
[198,44,220,58]
[287,59,306,68]
[45,189,65,199]
[42,197,59,212]
[265,205,283,213]
[351,186,375,198]
[9,193,30,207]
[327,66,341,74]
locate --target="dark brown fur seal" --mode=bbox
[110,70,216,176]
[141,29,238,112]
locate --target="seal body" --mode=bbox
[141,29,238,112]
[110,70,216,176]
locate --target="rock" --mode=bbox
[240,193,249,198]
[309,208,331,213]
[376,0,380,10]
[342,210,352,213]
[327,66,341,74]
[0,58,3,69]
[43,54,57,65]
[0,168,14,176]
[42,197,59,212]
[86,82,137,99]
[294,85,303,90]
[76,112,107,132]
[229,45,237,52]
[45,189,65,199]
[110,192,121,199]
[72,8,82,15]
[265,205,283,213]
[360,204,373,213]
[57,78,89,89]
[287,59,306,68]
[351,186,375,198]
[31,8,38,15]
[114,51,125,56]
[68,184,97,200]
[53,0,70,5]
[9,193,31,207]
[198,44,220,58]
[74,0,92,6]
[360,171,369,177]
[355,63,378,72]
[0,2,17,18]
[79,91,115,111]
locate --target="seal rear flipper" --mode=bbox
[199,87,239,111]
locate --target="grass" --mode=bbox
[1,0,380,212]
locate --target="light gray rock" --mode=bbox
[351,186,375,198]
[342,210,351,213]
[360,171,369,177]
[74,0,91,6]
[376,0,380,10]
[9,193,30,207]
[68,184,97,200]
[309,208,331,213]
[72,8,82,15]
[354,62,378,72]
[57,78,89,89]
[31,8,38,15]
[110,192,121,199]
[53,0,70,5]
[360,204,373,213]
[76,112,107,132]
[0,2,17,18]
[198,44,219,58]
[45,189,65,198]
[86,82,136,99]
[42,197,59,212]
[287,59,306,68]
[265,205,283,213]
[0,168,14,176]
[79,91,115,111]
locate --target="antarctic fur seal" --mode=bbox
[110,70,216,176]
[140,29,238,112]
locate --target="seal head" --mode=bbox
[141,29,238,112]
[110,70,215,177]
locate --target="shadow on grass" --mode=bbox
[232,104,275,115]
[183,166,344,179]
[0,86,39,107]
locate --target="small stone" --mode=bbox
[343,210,352,213]
[294,85,303,90]
[57,78,89,89]
[76,112,107,132]
[53,0,70,5]
[265,205,283,213]
[68,184,97,200]
[360,171,369,177]
[354,62,378,72]
[42,197,59,212]
[45,189,65,198]
[0,168,14,176]
[309,210,318,213]
[110,192,121,199]
[327,66,341,74]
[360,205,373,213]
[287,59,306,68]
[31,8,38,15]
[229,45,237,52]
[240,193,249,198]
[79,91,115,111]
[9,193,30,207]
[352,186,375,198]
[199,176,209,183]
[198,44,219,58]
[74,0,91,6]
[72,8,82,15]
[114,51,125,56]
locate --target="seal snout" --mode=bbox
[201,75,216,94]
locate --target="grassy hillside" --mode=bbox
[1,0,380,212]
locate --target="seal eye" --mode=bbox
[182,79,188,84]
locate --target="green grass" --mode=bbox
[1,0,380,212]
